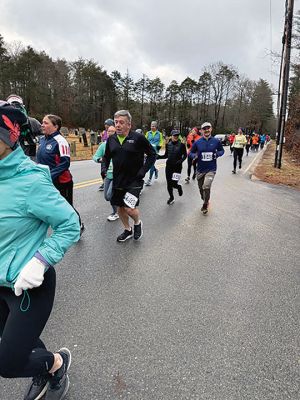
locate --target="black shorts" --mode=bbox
[111,183,143,208]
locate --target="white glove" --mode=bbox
[14,257,46,296]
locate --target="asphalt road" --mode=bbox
[1,146,300,400]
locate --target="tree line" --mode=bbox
[0,34,275,134]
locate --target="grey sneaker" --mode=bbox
[45,348,71,400]
[23,374,49,400]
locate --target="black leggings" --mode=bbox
[0,268,56,378]
[233,148,244,170]
[187,157,196,178]
[54,180,82,226]
[166,164,182,198]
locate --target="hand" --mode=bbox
[14,257,46,296]
[97,158,102,163]
[213,153,218,160]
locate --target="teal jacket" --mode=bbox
[0,147,80,288]
[93,142,113,179]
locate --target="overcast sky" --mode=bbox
[2,0,300,90]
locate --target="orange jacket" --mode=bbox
[186,133,201,153]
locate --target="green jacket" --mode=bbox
[0,147,80,288]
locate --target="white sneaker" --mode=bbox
[145,180,152,186]
[107,213,119,221]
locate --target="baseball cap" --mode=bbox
[171,130,180,136]
[6,94,24,106]
[104,118,114,126]
[201,122,212,129]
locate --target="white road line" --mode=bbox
[243,152,262,175]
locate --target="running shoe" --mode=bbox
[232,170,236,174]
[239,163,242,169]
[107,213,119,221]
[98,184,104,191]
[133,221,143,241]
[117,228,133,242]
[145,179,152,186]
[185,177,190,183]
[45,348,71,400]
[201,203,209,215]
[23,374,50,400]
[178,185,183,196]
[167,197,175,205]
[192,173,196,180]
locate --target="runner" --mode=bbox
[245,134,251,156]
[36,114,85,236]
[232,127,247,174]
[157,130,187,204]
[0,124,80,400]
[103,110,156,242]
[6,94,42,160]
[189,122,224,214]
[252,133,259,152]
[228,132,235,155]
[185,127,201,183]
[93,125,119,221]
[145,121,163,186]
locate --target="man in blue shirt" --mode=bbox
[189,122,224,214]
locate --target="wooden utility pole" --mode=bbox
[275,0,294,168]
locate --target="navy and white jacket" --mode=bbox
[37,131,72,184]
[189,136,224,173]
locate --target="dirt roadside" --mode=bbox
[253,142,300,191]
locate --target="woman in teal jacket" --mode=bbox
[0,125,80,400]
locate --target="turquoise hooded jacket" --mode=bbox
[0,146,80,288]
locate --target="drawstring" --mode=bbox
[20,290,31,312]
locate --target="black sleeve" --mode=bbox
[157,145,168,159]
[140,135,156,174]
[181,143,187,162]
[103,137,112,173]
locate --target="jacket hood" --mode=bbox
[0,146,50,181]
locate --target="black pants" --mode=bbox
[245,144,250,155]
[166,164,182,199]
[187,156,196,178]
[233,148,244,170]
[54,180,82,226]
[0,268,56,378]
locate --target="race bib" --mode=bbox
[201,152,213,161]
[172,173,181,181]
[124,192,138,209]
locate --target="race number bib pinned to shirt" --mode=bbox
[124,192,138,209]
[201,152,213,161]
[172,172,181,181]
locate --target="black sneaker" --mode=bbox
[98,184,104,191]
[117,228,133,242]
[185,177,190,183]
[23,374,49,400]
[178,185,183,196]
[134,221,143,241]
[239,163,242,169]
[201,203,209,215]
[167,197,175,205]
[45,348,71,400]
[232,170,236,174]
[192,173,196,180]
